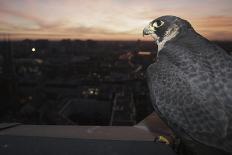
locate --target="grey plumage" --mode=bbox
[144,16,232,153]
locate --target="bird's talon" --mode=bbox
[154,136,170,145]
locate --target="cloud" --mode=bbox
[192,16,232,29]
[0,0,232,40]
[189,16,232,40]
[0,7,70,30]
[0,8,42,23]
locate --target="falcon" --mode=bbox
[143,15,232,154]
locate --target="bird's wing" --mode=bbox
[146,55,231,150]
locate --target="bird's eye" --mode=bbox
[153,20,164,28]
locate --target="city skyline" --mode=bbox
[0,0,232,41]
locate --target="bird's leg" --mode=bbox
[171,136,182,153]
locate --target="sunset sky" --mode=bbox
[0,0,232,40]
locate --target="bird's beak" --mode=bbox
[143,24,156,36]
[143,24,158,41]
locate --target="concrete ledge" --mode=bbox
[0,125,156,141]
[0,113,176,155]
[0,135,176,155]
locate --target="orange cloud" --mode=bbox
[191,16,232,40]
[0,0,232,40]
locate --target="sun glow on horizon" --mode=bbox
[0,0,232,41]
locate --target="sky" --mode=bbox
[0,0,232,41]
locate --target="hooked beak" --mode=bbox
[143,24,158,41]
[143,24,156,36]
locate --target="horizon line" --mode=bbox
[1,38,232,42]
[1,33,232,42]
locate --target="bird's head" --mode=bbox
[143,16,192,50]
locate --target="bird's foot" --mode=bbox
[154,135,170,145]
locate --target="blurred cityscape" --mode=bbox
[0,38,231,126]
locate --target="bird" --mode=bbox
[143,15,232,154]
